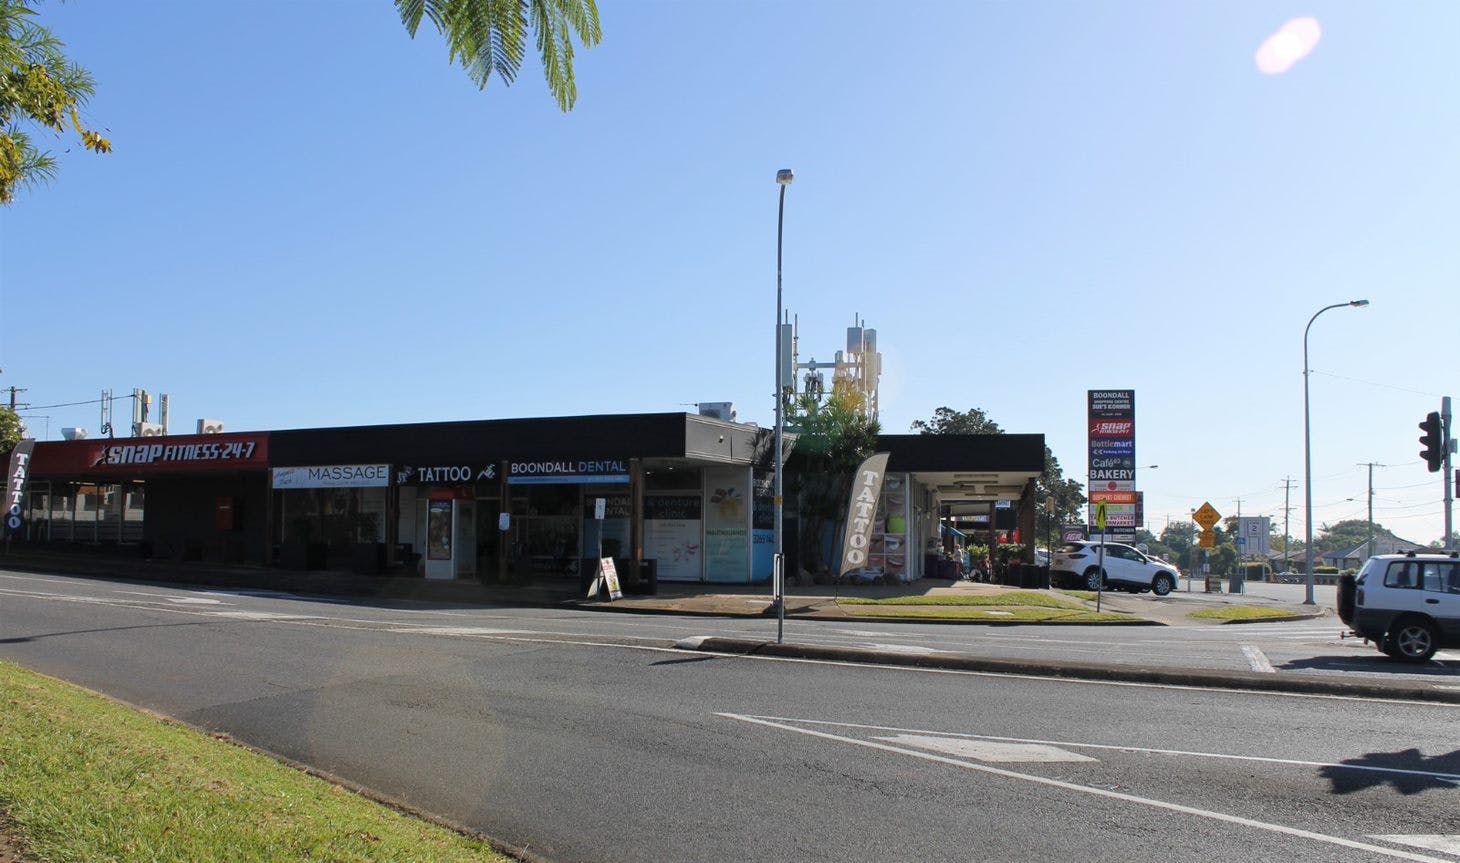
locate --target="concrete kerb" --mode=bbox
[674,636,1460,704]
[572,599,1167,625]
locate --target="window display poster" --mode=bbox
[751,471,774,582]
[881,473,908,580]
[581,494,631,557]
[704,467,750,582]
[427,499,452,560]
[645,494,702,582]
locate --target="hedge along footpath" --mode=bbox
[0,660,515,863]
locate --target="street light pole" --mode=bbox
[773,168,793,644]
[1303,299,1369,605]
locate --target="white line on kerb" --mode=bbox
[718,713,1457,863]
[1241,644,1276,673]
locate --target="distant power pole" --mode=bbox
[1280,476,1295,570]
[1359,462,1387,557]
[6,386,25,410]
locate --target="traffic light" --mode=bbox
[1419,411,1444,472]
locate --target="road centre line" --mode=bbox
[718,713,1457,863]
[730,715,1460,784]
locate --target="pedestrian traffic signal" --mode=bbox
[1419,411,1444,472]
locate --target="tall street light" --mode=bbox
[1303,299,1369,605]
[773,168,793,643]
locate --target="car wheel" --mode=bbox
[1084,568,1104,591]
[1385,617,1439,663]
[1152,573,1175,596]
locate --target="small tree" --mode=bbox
[785,389,879,577]
[1,0,111,204]
[0,406,21,457]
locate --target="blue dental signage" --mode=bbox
[507,459,629,485]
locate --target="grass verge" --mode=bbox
[846,606,1140,622]
[1057,590,1099,601]
[1188,606,1302,622]
[0,660,513,863]
[838,590,1085,610]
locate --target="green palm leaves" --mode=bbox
[396,0,602,111]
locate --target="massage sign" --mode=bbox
[838,452,892,576]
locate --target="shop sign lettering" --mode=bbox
[272,464,391,489]
[508,459,629,485]
[99,440,259,466]
[398,464,498,485]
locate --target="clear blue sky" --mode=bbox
[2,1,1457,545]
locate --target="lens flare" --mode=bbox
[1255,16,1322,75]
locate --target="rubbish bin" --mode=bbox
[1229,569,1246,594]
[638,558,657,595]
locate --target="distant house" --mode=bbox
[1320,536,1427,571]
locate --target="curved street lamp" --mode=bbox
[1303,299,1369,605]
[773,168,793,643]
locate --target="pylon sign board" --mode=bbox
[1088,390,1137,532]
[1198,530,1216,549]
[1193,502,1221,531]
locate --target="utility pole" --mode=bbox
[5,386,25,410]
[1444,396,1454,548]
[1280,476,1295,571]
[1358,462,1385,559]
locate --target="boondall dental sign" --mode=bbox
[838,452,891,577]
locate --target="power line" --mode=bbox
[17,393,135,411]
[1308,370,1445,398]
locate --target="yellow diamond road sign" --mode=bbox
[1193,502,1221,531]
[1094,501,1108,530]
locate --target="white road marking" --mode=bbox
[719,713,1457,863]
[876,734,1096,763]
[203,611,320,621]
[857,643,937,655]
[1371,836,1460,856]
[385,626,540,637]
[735,715,1460,784]
[1241,645,1276,673]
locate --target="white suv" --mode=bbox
[1051,541,1178,595]
[1338,552,1460,663]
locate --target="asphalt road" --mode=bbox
[2,569,1458,863]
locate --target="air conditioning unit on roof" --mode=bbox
[136,422,165,437]
[697,402,736,422]
[197,419,225,434]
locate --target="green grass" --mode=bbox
[838,590,1086,610]
[1058,590,1099,601]
[0,660,513,863]
[1188,606,1302,621]
[846,606,1140,622]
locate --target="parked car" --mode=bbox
[1050,541,1179,595]
[1337,551,1460,663]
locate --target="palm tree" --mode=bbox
[395,0,602,111]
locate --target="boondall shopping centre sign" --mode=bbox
[1088,390,1137,536]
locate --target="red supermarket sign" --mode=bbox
[30,433,270,476]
